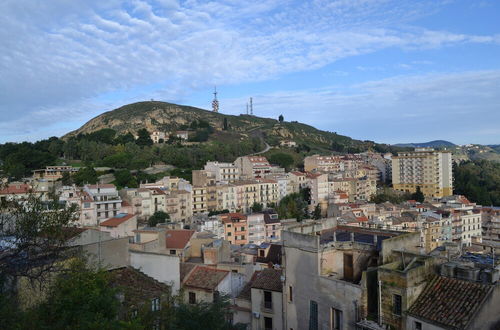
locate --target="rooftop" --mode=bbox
[100,213,135,227]
[165,229,195,249]
[408,276,493,329]
[183,266,229,290]
[251,268,282,292]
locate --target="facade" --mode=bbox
[32,165,79,180]
[304,155,342,173]
[221,213,248,246]
[234,156,273,180]
[204,161,240,183]
[99,213,137,238]
[251,269,283,330]
[392,148,453,198]
[247,213,266,245]
[83,184,123,224]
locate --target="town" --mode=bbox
[1,146,499,330]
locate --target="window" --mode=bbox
[227,232,232,236]
[241,235,245,240]
[414,321,422,330]
[264,317,273,330]
[170,250,176,255]
[330,308,343,330]
[309,300,318,330]
[288,286,293,302]
[189,292,196,304]
[393,294,402,316]
[240,227,245,231]
[151,298,161,311]
[264,290,273,309]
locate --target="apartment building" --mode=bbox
[83,184,122,224]
[216,184,237,212]
[192,186,208,214]
[453,209,482,247]
[234,156,273,179]
[304,155,342,173]
[204,161,240,183]
[220,213,248,245]
[247,213,266,245]
[392,148,453,198]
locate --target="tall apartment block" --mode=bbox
[392,148,453,198]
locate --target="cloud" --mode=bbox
[215,70,500,144]
[0,0,499,142]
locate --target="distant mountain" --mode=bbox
[393,140,456,148]
[64,101,401,154]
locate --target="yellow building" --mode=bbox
[392,148,453,198]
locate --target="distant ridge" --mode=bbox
[393,140,456,148]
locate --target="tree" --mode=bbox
[0,194,78,281]
[114,132,136,145]
[114,169,137,188]
[223,117,228,130]
[136,128,153,147]
[411,186,425,203]
[313,204,322,220]
[27,259,131,329]
[278,114,284,122]
[251,202,263,213]
[268,153,294,170]
[61,171,73,185]
[73,166,98,185]
[148,211,170,227]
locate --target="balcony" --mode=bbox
[261,300,273,313]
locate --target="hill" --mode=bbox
[393,140,456,148]
[64,101,397,154]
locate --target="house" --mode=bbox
[182,265,231,304]
[251,268,283,330]
[165,229,195,260]
[109,266,171,321]
[406,275,500,330]
[99,213,137,238]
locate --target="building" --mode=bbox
[304,154,344,173]
[282,219,421,330]
[150,131,167,143]
[406,272,500,330]
[83,184,122,223]
[247,213,266,245]
[204,161,240,183]
[221,213,248,246]
[182,265,231,304]
[392,148,453,198]
[234,156,273,180]
[99,213,137,238]
[250,268,283,330]
[32,165,79,180]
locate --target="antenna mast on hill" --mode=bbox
[249,97,253,115]
[212,86,219,113]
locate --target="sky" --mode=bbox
[1,0,499,145]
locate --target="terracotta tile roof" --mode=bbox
[109,266,170,307]
[407,276,494,329]
[237,271,260,300]
[251,268,282,292]
[180,263,197,282]
[0,183,31,195]
[183,266,229,290]
[220,213,247,223]
[165,229,195,249]
[290,171,305,176]
[100,213,135,227]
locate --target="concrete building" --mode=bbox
[234,156,273,180]
[99,213,137,238]
[247,213,266,245]
[204,161,240,183]
[182,265,231,304]
[251,268,283,330]
[83,184,122,223]
[392,148,453,198]
[304,155,342,173]
[282,219,421,330]
[221,213,248,246]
